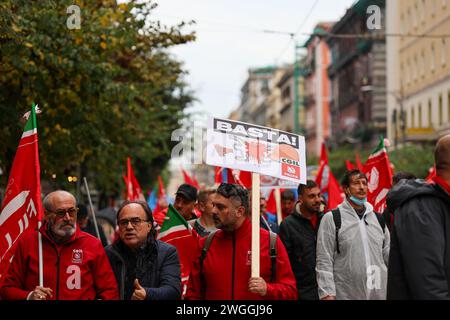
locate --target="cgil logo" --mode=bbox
[281,158,300,167]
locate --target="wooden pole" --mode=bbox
[251,172,260,278]
[83,177,101,240]
[38,220,43,286]
[275,188,282,225]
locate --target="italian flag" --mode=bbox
[0,104,43,280]
[363,137,393,213]
[157,204,198,297]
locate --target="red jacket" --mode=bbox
[0,223,119,300]
[185,218,297,300]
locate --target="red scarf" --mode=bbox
[433,175,450,195]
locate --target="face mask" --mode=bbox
[349,195,366,206]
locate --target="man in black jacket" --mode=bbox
[279,180,323,300]
[387,134,450,300]
[105,200,181,300]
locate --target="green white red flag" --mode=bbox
[363,137,393,213]
[0,104,43,280]
[157,204,198,297]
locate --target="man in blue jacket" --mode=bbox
[105,200,181,300]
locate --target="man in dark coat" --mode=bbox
[105,201,181,300]
[387,134,450,300]
[279,180,323,300]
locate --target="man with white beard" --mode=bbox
[0,190,119,300]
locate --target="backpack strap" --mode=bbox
[269,231,277,282]
[331,208,341,254]
[200,230,217,272]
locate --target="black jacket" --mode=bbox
[105,238,181,300]
[279,206,323,300]
[386,179,450,300]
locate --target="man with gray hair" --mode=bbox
[0,190,119,300]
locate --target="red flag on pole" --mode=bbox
[345,160,355,171]
[126,157,145,201]
[355,152,365,172]
[363,137,393,213]
[0,104,43,280]
[315,143,343,211]
[181,168,200,189]
[154,176,167,214]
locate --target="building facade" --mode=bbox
[327,0,387,148]
[387,0,450,145]
[303,22,334,157]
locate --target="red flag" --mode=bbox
[214,166,237,184]
[153,176,167,214]
[0,104,43,280]
[363,137,393,213]
[126,157,145,201]
[426,166,436,183]
[315,142,343,211]
[355,152,365,172]
[238,170,252,189]
[345,160,355,171]
[181,168,200,189]
[266,189,277,215]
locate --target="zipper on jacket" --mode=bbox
[231,232,236,300]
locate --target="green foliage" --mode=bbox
[0,0,195,194]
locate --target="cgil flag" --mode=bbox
[363,137,393,213]
[0,104,43,280]
[157,204,198,298]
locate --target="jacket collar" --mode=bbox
[341,198,373,218]
[433,175,450,195]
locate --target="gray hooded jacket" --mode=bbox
[316,198,390,300]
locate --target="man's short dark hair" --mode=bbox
[341,169,368,188]
[298,180,318,196]
[281,189,295,201]
[392,172,417,185]
[217,183,249,215]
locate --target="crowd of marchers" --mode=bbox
[0,134,449,300]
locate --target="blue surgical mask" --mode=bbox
[349,195,366,206]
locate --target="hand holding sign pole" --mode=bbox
[206,117,306,279]
[251,172,260,277]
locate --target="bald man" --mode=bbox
[0,190,119,300]
[386,134,450,300]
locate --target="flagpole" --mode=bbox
[38,220,43,286]
[251,172,260,278]
[275,188,282,225]
[83,177,101,240]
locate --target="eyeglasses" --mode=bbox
[118,217,149,229]
[50,207,79,218]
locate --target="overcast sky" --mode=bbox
[151,0,356,120]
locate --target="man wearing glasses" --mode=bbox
[0,190,119,300]
[105,200,181,300]
[185,183,297,300]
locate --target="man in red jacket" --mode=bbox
[0,190,119,300]
[185,183,297,300]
